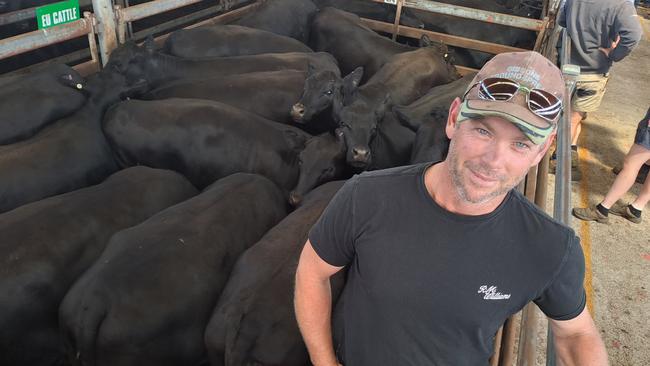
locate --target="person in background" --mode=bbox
[556,0,642,180]
[573,107,650,224]
[294,51,608,366]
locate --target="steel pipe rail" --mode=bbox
[0,18,92,61]
[369,0,544,31]
[116,0,209,23]
[0,0,93,26]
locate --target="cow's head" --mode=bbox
[335,84,391,169]
[291,66,362,125]
[289,131,347,206]
[105,37,157,87]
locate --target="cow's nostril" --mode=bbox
[289,192,302,206]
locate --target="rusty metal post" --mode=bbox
[490,325,504,366]
[0,19,92,60]
[91,0,119,65]
[84,11,100,67]
[392,0,404,41]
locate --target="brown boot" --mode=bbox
[609,201,643,224]
[572,205,609,223]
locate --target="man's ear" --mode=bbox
[532,131,557,166]
[445,97,462,139]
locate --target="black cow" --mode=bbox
[103,98,346,203]
[309,7,415,82]
[291,65,363,129]
[163,24,312,58]
[313,0,424,29]
[334,45,459,168]
[142,70,320,124]
[0,167,197,366]
[289,131,348,206]
[233,0,317,43]
[0,63,86,144]
[0,67,146,214]
[59,173,287,366]
[107,39,338,89]
[204,181,346,366]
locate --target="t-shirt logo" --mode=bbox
[478,285,511,300]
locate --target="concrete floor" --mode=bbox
[528,9,650,366]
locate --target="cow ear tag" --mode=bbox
[76,83,83,90]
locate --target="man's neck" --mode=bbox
[424,162,508,216]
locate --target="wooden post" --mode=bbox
[84,11,100,67]
[91,0,119,65]
[392,0,404,41]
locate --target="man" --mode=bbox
[294,52,608,365]
[557,0,642,179]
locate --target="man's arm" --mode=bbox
[294,240,344,366]
[608,2,643,62]
[550,307,608,366]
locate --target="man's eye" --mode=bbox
[476,128,490,136]
[514,141,531,150]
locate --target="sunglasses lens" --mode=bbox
[529,89,562,121]
[478,78,519,101]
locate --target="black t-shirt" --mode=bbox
[309,163,586,366]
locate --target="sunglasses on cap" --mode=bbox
[463,77,563,124]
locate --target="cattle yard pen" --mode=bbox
[0,0,576,365]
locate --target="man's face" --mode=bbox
[444,98,551,205]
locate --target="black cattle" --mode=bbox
[0,167,197,366]
[393,71,475,130]
[107,39,338,89]
[103,98,346,203]
[310,7,415,82]
[143,70,316,124]
[289,131,348,206]
[59,173,287,366]
[0,68,146,214]
[233,0,317,43]
[204,181,346,366]
[313,0,424,29]
[291,65,363,129]
[164,24,312,58]
[335,46,459,168]
[0,63,86,144]
[409,0,538,68]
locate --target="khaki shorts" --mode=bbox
[572,73,610,113]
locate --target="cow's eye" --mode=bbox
[324,90,333,95]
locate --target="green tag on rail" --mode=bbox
[36,0,80,30]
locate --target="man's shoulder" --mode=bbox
[507,190,576,243]
[354,163,430,184]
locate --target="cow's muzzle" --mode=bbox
[291,103,306,123]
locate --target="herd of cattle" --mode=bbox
[0,0,541,365]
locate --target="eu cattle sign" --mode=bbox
[36,0,81,30]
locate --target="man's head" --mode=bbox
[444,51,564,204]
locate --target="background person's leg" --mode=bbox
[601,144,650,208]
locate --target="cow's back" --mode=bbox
[0,167,197,366]
[59,173,287,366]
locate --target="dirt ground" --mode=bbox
[526,9,650,366]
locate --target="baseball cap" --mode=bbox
[457,51,565,144]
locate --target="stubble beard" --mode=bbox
[447,140,526,205]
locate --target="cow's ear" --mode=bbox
[343,67,363,89]
[144,36,156,54]
[334,128,347,154]
[419,35,432,47]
